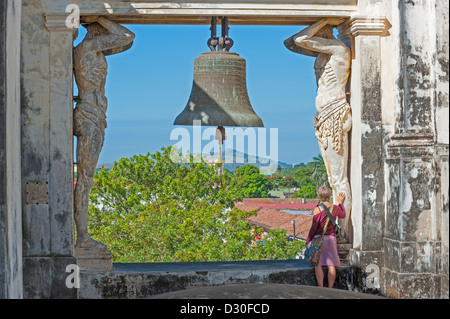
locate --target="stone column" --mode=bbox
[21,1,77,298]
[338,16,391,293]
[0,0,23,299]
[383,0,449,299]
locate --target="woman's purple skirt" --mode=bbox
[314,235,340,266]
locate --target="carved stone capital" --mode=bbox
[338,16,391,38]
[44,13,72,32]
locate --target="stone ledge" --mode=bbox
[78,260,352,299]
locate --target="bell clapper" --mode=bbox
[215,126,226,186]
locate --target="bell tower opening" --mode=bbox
[73,23,322,264]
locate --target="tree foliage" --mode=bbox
[228,164,274,199]
[292,184,317,199]
[308,154,329,188]
[294,167,315,188]
[273,154,330,199]
[271,175,298,189]
[88,147,303,263]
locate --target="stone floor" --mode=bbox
[149,283,386,299]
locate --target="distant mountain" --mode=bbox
[97,149,294,172]
[205,148,293,172]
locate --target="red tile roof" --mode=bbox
[245,208,294,230]
[248,203,317,210]
[239,198,319,211]
[234,202,262,212]
[242,198,319,206]
[236,198,315,240]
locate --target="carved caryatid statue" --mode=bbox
[285,18,352,242]
[73,17,135,256]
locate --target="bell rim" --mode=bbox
[173,111,264,127]
[173,121,264,128]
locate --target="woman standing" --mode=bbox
[306,186,346,288]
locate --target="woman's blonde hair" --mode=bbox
[317,186,332,202]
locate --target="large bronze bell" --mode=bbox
[174,18,263,128]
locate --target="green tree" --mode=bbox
[290,154,332,199]
[292,184,317,199]
[278,176,298,188]
[250,229,303,260]
[228,164,274,199]
[88,147,302,263]
[293,154,330,191]
[309,154,329,188]
[271,175,283,187]
[294,166,315,188]
[310,154,324,169]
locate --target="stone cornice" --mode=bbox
[386,132,436,158]
[338,16,391,38]
[388,132,435,147]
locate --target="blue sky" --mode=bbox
[74,24,320,165]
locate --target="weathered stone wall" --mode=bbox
[20,0,77,298]
[0,0,23,299]
[0,0,8,299]
[382,0,449,299]
[434,1,450,299]
[336,0,449,299]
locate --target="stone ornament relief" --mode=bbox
[285,18,352,242]
[73,17,135,258]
